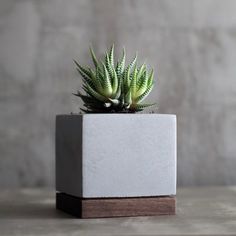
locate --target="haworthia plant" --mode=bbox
[74,45,156,113]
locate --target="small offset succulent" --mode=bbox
[74,45,156,113]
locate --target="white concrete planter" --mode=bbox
[56,114,177,198]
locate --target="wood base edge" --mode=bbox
[56,192,176,218]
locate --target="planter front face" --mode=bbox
[56,114,176,198]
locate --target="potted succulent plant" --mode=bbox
[56,45,176,218]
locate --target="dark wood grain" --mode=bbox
[56,192,176,218]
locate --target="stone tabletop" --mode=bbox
[0,186,236,235]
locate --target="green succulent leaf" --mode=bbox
[127,53,137,72]
[84,83,107,102]
[123,66,131,94]
[135,82,154,103]
[105,52,113,79]
[137,63,146,80]
[132,103,156,110]
[147,69,154,87]
[111,67,118,97]
[131,66,138,98]
[101,63,113,97]
[109,44,114,67]
[114,81,121,99]
[125,88,132,104]
[94,67,104,93]
[74,60,91,77]
[116,48,126,78]
[136,69,149,97]
[89,47,99,67]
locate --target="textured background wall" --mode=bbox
[0,0,236,188]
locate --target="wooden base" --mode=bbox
[56,192,176,218]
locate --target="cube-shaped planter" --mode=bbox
[56,114,176,218]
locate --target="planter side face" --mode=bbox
[83,114,176,198]
[56,114,176,198]
[56,115,83,197]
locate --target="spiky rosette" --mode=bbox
[74,45,156,113]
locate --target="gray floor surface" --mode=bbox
[0,186,236,235]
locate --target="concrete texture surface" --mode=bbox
[56,114,176,198]
[0,0,236,187]
[1,186,236,235]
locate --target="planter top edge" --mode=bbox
[56,113,176,118]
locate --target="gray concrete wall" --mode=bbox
[0,0,236,188]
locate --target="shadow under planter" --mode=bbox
[56,114,177,218]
